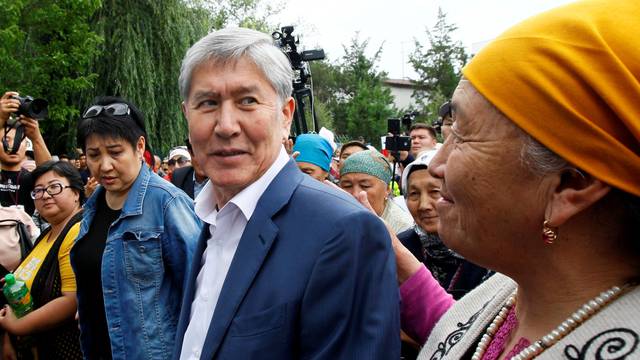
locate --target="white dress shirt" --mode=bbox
[180,147,289,360]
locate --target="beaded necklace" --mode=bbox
[471,283,631,360]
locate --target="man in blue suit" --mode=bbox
[174,27,400,359]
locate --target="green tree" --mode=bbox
[309,60,340,131]
[0,0,103,153]
[190,0,280,32]
[1,0,279,155]
[410,7,467,120]
[89,0,279,155]
[310,36,395,145]
[87,0,211,155]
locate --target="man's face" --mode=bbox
[79,155,87,168]
[338,145,365,172]
[0,128,27,168]
[183,58,294,205]
[410,128,437,156]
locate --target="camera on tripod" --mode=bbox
[272,26,325,136]
[385,111,417,152]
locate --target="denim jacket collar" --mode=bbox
[120,162,150,217]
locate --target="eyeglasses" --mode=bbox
[30,183,72,200]
[82,103,131,119]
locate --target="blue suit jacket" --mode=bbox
[173,160,400,359]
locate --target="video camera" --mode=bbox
[272,26,325,136]
[385,111,418,152]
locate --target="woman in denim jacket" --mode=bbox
[70,97,201,360]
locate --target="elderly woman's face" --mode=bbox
[297,161,328,182]
[33,171,79,225]
[428,80,546,267]
[340,172,390,216]
[406,169,441,233]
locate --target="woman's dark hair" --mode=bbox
[77,96,147,151]
[31,160,85,204]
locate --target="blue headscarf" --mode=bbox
[293,134,333,172]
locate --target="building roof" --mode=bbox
[383,78,418,89]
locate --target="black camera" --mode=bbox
[385,118,411,152]
[11,95,48,120]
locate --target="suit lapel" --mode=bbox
[200,160,303,358]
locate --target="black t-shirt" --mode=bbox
[74,191,120,360]
[0,169,35,215]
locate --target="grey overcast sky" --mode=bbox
[269,0,576,79]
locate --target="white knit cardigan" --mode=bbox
[418,273,640,359]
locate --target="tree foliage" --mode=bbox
[188,0,280,32]
[410,7,467,120]
[0,0,102,152]
[1,0,278,155]
[310,36,395,145]
[88,0,211,155]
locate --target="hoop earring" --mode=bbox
[542,220,558,245]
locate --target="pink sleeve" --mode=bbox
[400,265,455,344]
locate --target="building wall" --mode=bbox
[383,79,419,110]
[388,86,416,109]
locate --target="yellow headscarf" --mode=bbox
[463,0,640,196]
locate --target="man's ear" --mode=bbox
[545,169,611,227]
[281,97,295,139]
[181,101,188,119]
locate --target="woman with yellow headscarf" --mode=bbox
[392,0,640,358]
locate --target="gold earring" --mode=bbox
[542,220,558,245]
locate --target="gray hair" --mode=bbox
[520,133,571,176]
[178,27,293,103]
[488,99,640,240]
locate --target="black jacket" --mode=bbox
[171,166,195,199]
[397,228,489,300]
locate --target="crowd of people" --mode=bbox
[0,0,638,359]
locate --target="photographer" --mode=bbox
[0,91,52,215]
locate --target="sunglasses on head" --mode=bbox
[82,103,131,119]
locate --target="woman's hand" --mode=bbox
[85,176,99,198]
[0,306,27,336]
[355,190,422,284]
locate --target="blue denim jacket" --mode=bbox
[71,164,202,360]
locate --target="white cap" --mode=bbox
[318,127,337,152]
[401,149,439,196]
[169,147,191,161]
